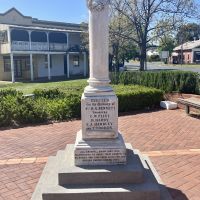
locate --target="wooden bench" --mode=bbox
[178,97,200,114]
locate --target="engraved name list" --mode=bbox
[85,97,117,132]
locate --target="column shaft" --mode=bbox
[88,5,110,85]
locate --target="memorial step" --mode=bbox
[42,147,161,200]
[31,143,172,200]
[58,144,144,185]
[42,183,160,200]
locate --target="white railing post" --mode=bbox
[28,30,32,51]
[48,54,51,80]
[46,32,50,51]
[66,32,69,49]
[67,53,70,78]
[8,27,12,52]
[83,52,87,77]
[30,54,34,81]
[10,53,15,83]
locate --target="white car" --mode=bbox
[119,66,127,72]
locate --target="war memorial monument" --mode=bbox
[32,0,172,199]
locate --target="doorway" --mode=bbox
[14,59,22,78]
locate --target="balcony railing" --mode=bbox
[11,41,68,52]
[31,42,48,51]
[12,41,30,51]
[50,43,68,51]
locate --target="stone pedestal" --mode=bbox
[75,91,126,166]
[74,131,126,166]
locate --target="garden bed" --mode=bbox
[0,85,163,127]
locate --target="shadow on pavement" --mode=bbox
[119,108,163,117]
[189,113,200,119]
[168,187,189,200]
[0,121,54,131]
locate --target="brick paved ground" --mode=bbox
[0,109,200,200]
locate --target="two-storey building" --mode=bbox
[0,8,88,82]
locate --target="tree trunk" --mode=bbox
[139,43,147,71]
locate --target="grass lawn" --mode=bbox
[0,79,88,94]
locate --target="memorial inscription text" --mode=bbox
[75,148,126,164]
[85,98,116,131]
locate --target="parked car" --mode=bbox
[119,66,127,72]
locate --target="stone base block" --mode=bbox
[160,101,178,110]
[74,131,126,166]
[31,144,172,200]
[59,143,143,185]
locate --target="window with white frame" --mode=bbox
[3,57,11,72]
[44,55,52,68]
[73,55,79,67]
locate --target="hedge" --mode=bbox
[113,85,163,112]
[110,71,200,94]
[0,85,163,127]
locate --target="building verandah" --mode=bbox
[0,51,88,82]
[0,24,88,82]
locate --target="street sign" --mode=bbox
[160,51,169,59]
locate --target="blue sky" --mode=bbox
[0,0,88,23]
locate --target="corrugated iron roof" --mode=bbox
[174,40,200,51]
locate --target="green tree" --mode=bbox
[111,0,199,71]
[80,22,89,51]
[158,36,175,56]
[176,23,200,44]
[109,12,138,71]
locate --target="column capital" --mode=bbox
[87,0,110,11]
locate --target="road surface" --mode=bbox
[124,62,200,74]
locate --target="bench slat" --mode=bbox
[178,97,200,109]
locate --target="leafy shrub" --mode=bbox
[148,55,161,62]
[13,96,48,124]
[114,85,163,112]
[0,89,22,97]
[33,88,65,99]
[0,85,164,127]
[110,71,199,94]
[0,95,16,127]
[47,95,81,121]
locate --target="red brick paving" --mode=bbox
[0,163,45,200]
[0,109,200,199]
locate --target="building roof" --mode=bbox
[174,40,200,51]
[9,24,83,33]
[0,8,87,32]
